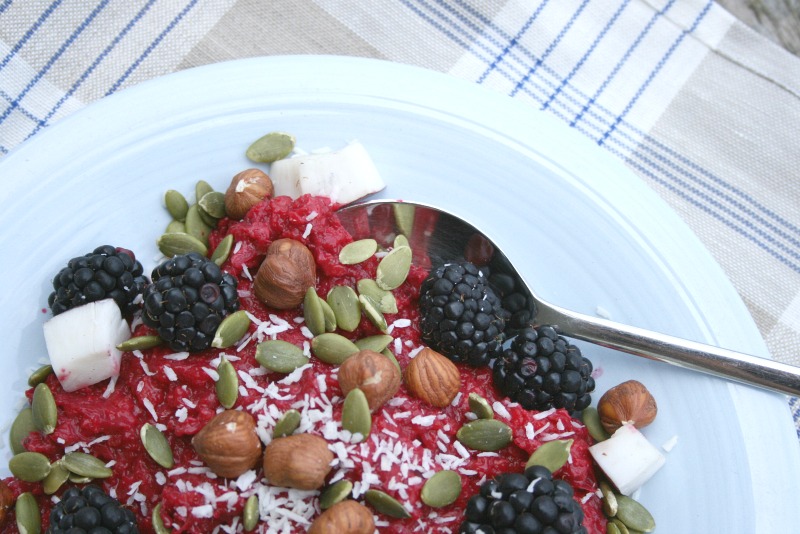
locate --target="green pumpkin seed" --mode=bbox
[456,419,512,452]
[165,190,189,222]
[320,298,337,332]
[327,286,361,332]
[319,479,353,510]
[16,492,40,534]
[375,246,412,290]
[199,191,227,219]
[9,451,51,482]
[246,131,296,163]
[68,473,92,484]
[355,335,393,353]
[211,234,234,266]
[165,220,186,234]
[153,503,170,534]
[157,232,208,257]
[311,333,360,365]
[31,383,57,435]
[358,295,388,333]
[611,519,631,534]
[117,335,163,352]
[365,489,410,518]
[9,407,36,454]
[393,234,409,249]
[215,357,238,409]
[27,365,53,387]
[342,389,371,441]
[212,310,251,349]
[392,204,415,238]
[525,439,573,473]
[607,521,622,534]
[303,287,326,336]
[42,460,70,495]
[196,203,219,228]
[243,494,260,531]
[184,204,212,245]
[600,480,618,517]
[582,407,610,442]
[339,239,378,265]
[615,495,656,532]
[468,393,494,420]
[141,423,174,469]
[195,180,214,201]
[420,470,462,508]
[62,451,113,479]
[381,348,401,373]
[273,409,302,438]
[255,340,310,373]
[357,279,397,314]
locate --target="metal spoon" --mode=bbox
[337,199,800,397]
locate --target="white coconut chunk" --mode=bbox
[43,299,130,392]
[589,423,665,496]
[270,140,385,205]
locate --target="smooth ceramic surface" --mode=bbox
[0,56,797,532]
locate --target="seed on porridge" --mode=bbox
[42,459,69,495]
[116,334,163,352]
[153,502,170,533]
[359,294,388,333]
[141,422,175,469]
[467,392,494,420]
[273,409,302,438]
[327,285,361,332]
[9,407,35,455]
[303,287,327,336]
[8,451,51,482]
[212,309,251,349]
[375,245,412,291]
[243,494,260,531]
[199,190,227,219]
[15,492,40,534]
[255,339,309,373]
[31,383,57,435]
[339,238,378,265]
[356,278,398,314]
[421,469,462,508]
[214,356,239,408]
[62,451,113,479]
[525,438,573,472]
[311,333,360,364]
[319,479,354,510]
[341,388,371,441]
[210,233,234,266]
[365,489,411,519]
[456,418,513,452]
[354,334,393,354]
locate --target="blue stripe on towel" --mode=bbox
[0,0,63,73]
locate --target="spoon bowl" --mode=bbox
[337,199,800,396]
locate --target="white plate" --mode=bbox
[1,56,798,532]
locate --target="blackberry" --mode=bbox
[419,260,508,366]
[492,325,594,412]
[459,466,587,534]
[141,252,239,352]
[489,272,535,331]
[48,484,139,533]
[48,245,147,318]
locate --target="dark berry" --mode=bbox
[48,485,138,534]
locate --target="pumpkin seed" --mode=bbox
[273,409,302,438]
[342,388,371,441]
[615,494,656,532]
[157,232,208,257]
[211,234,234,266]
[381,348,401,373]
[375,246,412,290]
[392,204,415,238]
[10,407,36,454]
[358,295,388,333]
[117,335,163,352]
[320,298,337,332]
[357,279,397,314]
[327,286,361,332]
[611,518,631,534]
[246,131,296,163]
[31,383,56,435]
[420,470,462,508]
[393,234,409,249]
[195,180,214,201]
[27,365,53,387]
[153,503,170,534]
[42,460,69,495]
[607,521,622,534]
[303,287,326,336]
[68,473,92,484]
[141,423,174,469]
[319,479,353,510]
[582,407,610,442]
[165,190,189,221]
[184,204,212,245]
[9,451,51,482]
[212,310,251,349]
[165,220,186,234]
[215,357,238,409]
[339,239,378,264]
[311,333,359,365]
[16,492,40,534]
[62,451,113,479]
[365,489,410,518]
[243,494,260,531]
[255,340,309,373]
[600,480,618,517]
[196,202,219,228]
[525,439,573,472]
[468,393,494,420]
[199,191,227,219]
[355,335,393,353]
[456,419,512,451]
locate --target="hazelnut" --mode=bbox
[309,500,375,534]
[263,434,333,490]
[404,347,461,408]
[254,238,316,309]
[338,350,401,412]
[224,168,274,220]
[192,410,262,478]
[0,480,13,525]
[597,380,657,434]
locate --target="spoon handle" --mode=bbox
[535,300,800,396]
